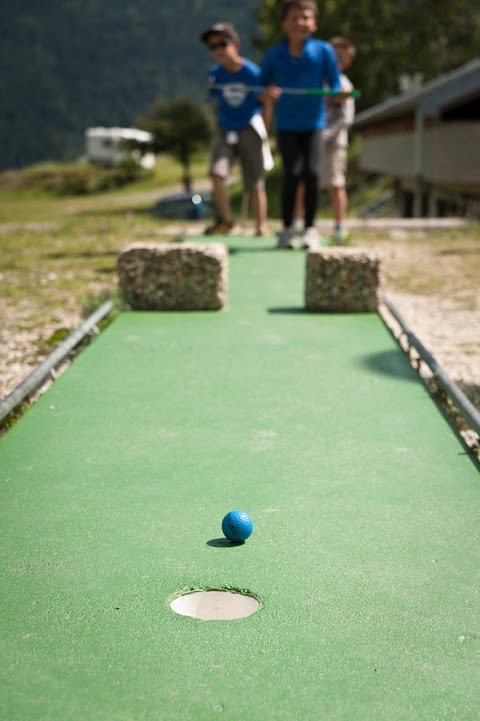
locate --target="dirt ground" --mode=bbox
[1,219,479,450]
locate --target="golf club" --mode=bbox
[207,78,361,99]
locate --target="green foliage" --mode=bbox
[252,0,285,49]
[93,157,148,192]
[37,327,73,355]
[137,99,213,190]
[0,401,32,436]
[0,164,90,195]
[392,0,480,74]
[0,160,152,197]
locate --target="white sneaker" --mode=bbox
[331,228,350,245]
[277,228,296,249]
[302,226,321,250]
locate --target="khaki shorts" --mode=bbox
[210,125,265,192]
[320,145,347,189]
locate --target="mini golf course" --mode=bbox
[1,236,479,720]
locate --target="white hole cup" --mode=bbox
[170,590,261,621]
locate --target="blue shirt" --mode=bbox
[208,59,262,131]
[260,38,341,131]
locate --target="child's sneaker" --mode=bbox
[204,219,234,236]
[331,227,350,245]
[276,228,296,249]
[302,226,321,250]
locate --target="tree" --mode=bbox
[397,0,480,77]
[136,99,213,191]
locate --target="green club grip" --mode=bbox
[307,88,362,99]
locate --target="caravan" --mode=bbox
[85,127,155,169]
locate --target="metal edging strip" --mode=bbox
[0,300,113,426]
[381,291,480,437]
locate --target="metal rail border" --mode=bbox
[0,300,113,426]
[381,292,480,437]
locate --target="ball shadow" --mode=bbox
[207,537,245,548]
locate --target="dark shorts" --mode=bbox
[210,125,265,192]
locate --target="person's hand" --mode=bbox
[333,90,350,103]
[259,84,282,105]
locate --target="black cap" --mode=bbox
[200,22,239,44]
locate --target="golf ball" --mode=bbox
[222,510,253,542]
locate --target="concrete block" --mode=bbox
[118,242,228,310]
[305,247,380,312]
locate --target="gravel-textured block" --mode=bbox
[305,247,380,312]
[118,242,228,310]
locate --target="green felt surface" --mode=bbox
[1,236,479,720]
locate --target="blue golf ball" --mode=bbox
[222,510,253,543]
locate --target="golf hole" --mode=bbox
[170,590,261,621]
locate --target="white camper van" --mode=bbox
[85,127,155,169]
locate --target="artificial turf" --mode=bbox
[1,236,479,720]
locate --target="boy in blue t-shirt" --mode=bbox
[260,0,341,249]
[200,22,270,236]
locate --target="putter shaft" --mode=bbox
[207,81,361,99]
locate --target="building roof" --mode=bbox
[354,58,480,129]
[86,127,153,143]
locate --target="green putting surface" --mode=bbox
[1,236,479,720]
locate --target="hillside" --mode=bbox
[0,0,260,170]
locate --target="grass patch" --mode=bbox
[82,287,130,329]
[0,153,209,222]
[36,327,73,355]
[0,153,209,197]
[393,273,446,295]
[0,159,151,196]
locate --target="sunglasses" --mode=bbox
[207,39,232,51]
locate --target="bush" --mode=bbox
[0,159,152,196]
[48,168,91,195]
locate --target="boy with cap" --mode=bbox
[259,0,341,249]
[200,22,271,236]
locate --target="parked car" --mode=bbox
[151,192,213,220]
